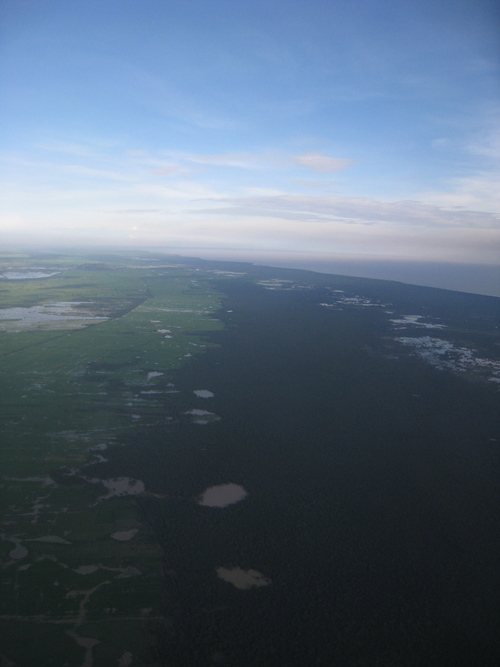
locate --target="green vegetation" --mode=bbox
[0,251,225,666]
[1,250,498,666]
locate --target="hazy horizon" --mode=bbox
[1,241,499,297]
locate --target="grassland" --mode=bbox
[0,251,225,666]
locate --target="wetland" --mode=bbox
[1,249,499,665]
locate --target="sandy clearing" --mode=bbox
[111,529,138,542]
[184,409,220,425]
[198,483,247,508]
[216,567,271,589]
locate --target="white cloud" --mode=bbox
[117,209,160,214]
[1,154,133,183]
[60,164,131,181]
[2,141,498,266]
[197,194,499,229]
[152,166,183,176]
[36,141,99,157]
[290,152,355,173]
[163,151,263,169]
[420,172,500,215]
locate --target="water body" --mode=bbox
[112,268,499,666]
[262,258,500,298]
[0,302,108,330]
[198,483,247,507]
[0,271,60,280]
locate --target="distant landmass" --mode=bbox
[0,250,499,666]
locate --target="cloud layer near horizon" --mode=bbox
[1,141,499,265]
[196,194,499,228]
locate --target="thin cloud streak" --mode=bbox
[115,209,161,214]
[290,152,356,173]
[166,152,262,168]
[196,194,499,229]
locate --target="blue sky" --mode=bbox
[1,0,499,285]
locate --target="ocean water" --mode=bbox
[256,259,500,298]
[161,247,500,297]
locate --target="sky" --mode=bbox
[1,0,499,293]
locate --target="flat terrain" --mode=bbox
[1,250,499,665]
[0,251,224,665]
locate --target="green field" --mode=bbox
[0,251,225,666]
